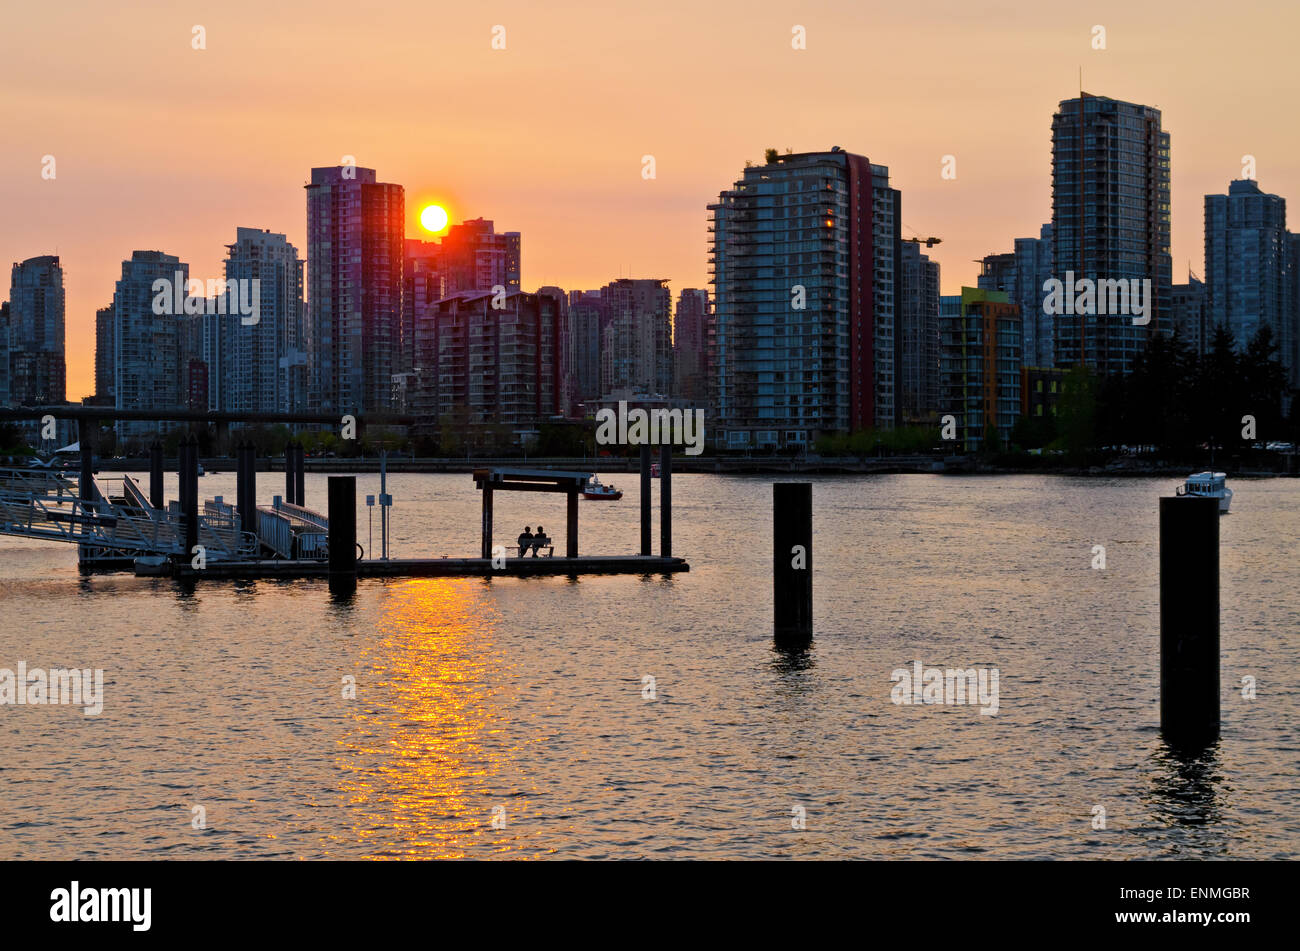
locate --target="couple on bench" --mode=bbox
[516,526,554,557]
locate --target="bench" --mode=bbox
[516,543,554,558]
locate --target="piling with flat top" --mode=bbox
[236,442,256,535]
[480,485,494,559]
[294,443,305,506]
[640,443,652,556]
[284,443,298,505]
[181,435,199,557]
[567,488,579,558]
[77,419,94,503]
[773,482,813,645]
[660,443,672,558]
[328,476,357,596]
[1160,495,1220,750]
[149,441,163,509]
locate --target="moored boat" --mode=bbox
[1177,471,1232,513]
[582,474,623,500]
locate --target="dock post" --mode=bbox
[328,476,357,596]
[284,443,295,505]
[77,418,94,503]
[237,442,256,536]
[773,482,813,646]
[1160,496,1220,750]
[294,443,305,507]
[149,441,163,509]
[660,443,672,558]
[567,488,578,558]
[181,434,199,558]
[481,484,494,559]
[640,443,651,556]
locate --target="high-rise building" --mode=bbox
[113,251,189,440]
[673,289,710,404]
[939,288,1023,452]
[305,165,404,414]
[1289,235,1300,389]
[1170,276,1208,357]
[1205,179,1292,380]
[212,227,305,414]
[708,148,898,450]
[1051,94,1171,375]
[566,290,604,412]
[438,218,521,295]
[898,243,941,424]
[978,224,1054,368]
[7,255,66,405]
[0,302,10,407]
[412,290,561,444]
[403,238,445,380]
[599,278,672,398]
[94,303,115,403]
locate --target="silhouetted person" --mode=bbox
[532,526,549,556]
[517,526,533,557]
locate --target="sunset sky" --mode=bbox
[3,0,1299,399]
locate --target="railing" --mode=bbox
[257,508,293,558]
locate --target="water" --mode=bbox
[1,472,1297,859]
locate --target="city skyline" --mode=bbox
[5,1,1300,399]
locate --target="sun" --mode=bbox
[420,204,450,234]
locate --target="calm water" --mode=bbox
[1,472,1297,859]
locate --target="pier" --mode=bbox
[0,422,688,581]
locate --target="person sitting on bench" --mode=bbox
[517,526,534,557]
[530,526,552,556]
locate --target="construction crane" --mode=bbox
[902,225,941,249]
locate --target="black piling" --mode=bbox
[294,443,305,507]
[773,482,813,646]
[77,418,94,503]
[149,441,163,509]
[284,443,297,505]
[1160,495,1220,750]
[640,443,652,556]
[328,476,357,597]
[236,442,256,535]
[660,443,672,558]
[181,434,199,557]
[566,488,579,558]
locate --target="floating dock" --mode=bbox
[0,443,689,587]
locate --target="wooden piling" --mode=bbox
[660,443,672,558]
[181,435,199,557]
[237,442,256,535]
[640,443,652,556]
[567,488,579,558]
[1160,495,1220,749]
[149,441,163,509]
[773,482,813,645]
[327,475,357,596]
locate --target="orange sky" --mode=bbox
[4,0,1299,400]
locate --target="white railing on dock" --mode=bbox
[257,508,294,558]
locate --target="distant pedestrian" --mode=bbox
[517,526,534,556]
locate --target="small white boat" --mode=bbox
[1178,471,1232,513]
[582,475,622,500]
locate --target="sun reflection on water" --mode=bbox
[330,578,526,859]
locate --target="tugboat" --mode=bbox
[582,474,623,500]
[1177,471,1233,513]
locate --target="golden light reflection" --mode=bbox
[327,578,532,859]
